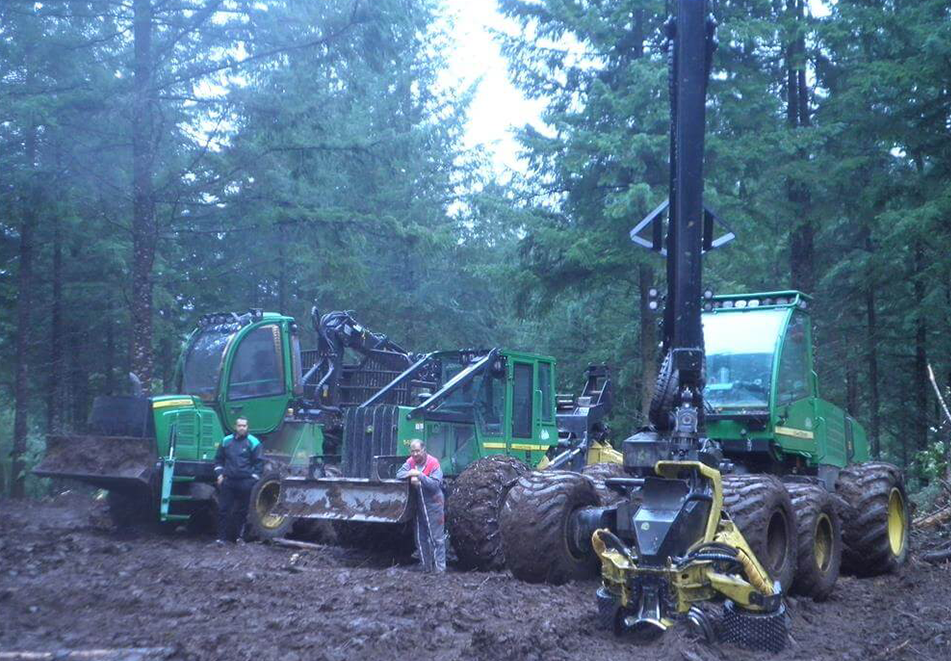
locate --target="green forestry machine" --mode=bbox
[34,307,434,537]
[275,350,622,568]
[496,0,910,652]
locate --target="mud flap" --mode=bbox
[276,476,414,524]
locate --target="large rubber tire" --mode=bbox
[447,455,529,570]
[581,462,628,506]
[835,462,909,575]
[246,472,294,540]
[721,474,797,593]
[500,471,600,585]
[785,482,841,600]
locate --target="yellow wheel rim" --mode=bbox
[814,513,833,573]
[887,487,906,556]
[256,480,286,530]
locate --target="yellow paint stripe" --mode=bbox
[775,426,814,440]
[153,399,194,410]
[483,442,506,449]
[510,443,549,452]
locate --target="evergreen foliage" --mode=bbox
[1,0,949,494]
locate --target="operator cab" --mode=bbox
[175,310,301,434]
[702,291,812,420]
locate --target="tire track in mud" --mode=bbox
[2,493,950,661]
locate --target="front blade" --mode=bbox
[276,476,413,524]
[33,434,155,493]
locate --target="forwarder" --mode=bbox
[497,0,909,652]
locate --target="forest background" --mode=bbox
[2,0,950,501]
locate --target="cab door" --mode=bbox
[508,360,537,462]
[222,322,290,434]
[773,312,818,456]
[536,360,558,449]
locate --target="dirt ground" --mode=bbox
[2,493,950,661]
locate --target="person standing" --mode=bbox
[214,417,264,544]
[396,439,446,572]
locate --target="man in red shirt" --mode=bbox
[396,439,445,572]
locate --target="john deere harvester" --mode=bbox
[34,307,432,537]
[497,0,909,652]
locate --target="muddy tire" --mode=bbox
[835,462,909,575]
[246,472,294,540]
[447,455,529,570]
[500,471,599,585]
[721,474,797,593]
[581,462,628,506]
[785,483,841,600]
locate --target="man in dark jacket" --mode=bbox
[214,417,264,544]
[396,439,445,572]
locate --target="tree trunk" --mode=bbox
[12,124,38,498]
[865,287,881,457]
[47,214,64,433]
[786,0,814,295]
[105,308,116,395]
[846,350,858,417]
[69,326,87,428]
[131,0,156,392]
[913,242,928,453]
[278,221,288,314]
[638,263,657,419]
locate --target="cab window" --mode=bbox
[538,362,553,422]
[777,314,810,404]
[478,370,504,435]
[229,325,285,399]
[512,362,533,438]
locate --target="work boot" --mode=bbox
[214,539,226,547]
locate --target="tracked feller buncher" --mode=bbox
[34,306,435,538]
[497,0,909,652]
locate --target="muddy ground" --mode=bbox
[2,493,950,661]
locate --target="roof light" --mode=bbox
[735,300,747,308]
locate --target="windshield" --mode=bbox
[181,329,234,398]
[703,309,786,409]
[434,356,482,412]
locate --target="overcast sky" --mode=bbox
[438,1,831,177]
[439,0,545,177]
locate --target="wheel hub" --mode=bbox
[814,512,833,572]
[887,487,906,556]
[256,480,285,529]
[765,510,788,574]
